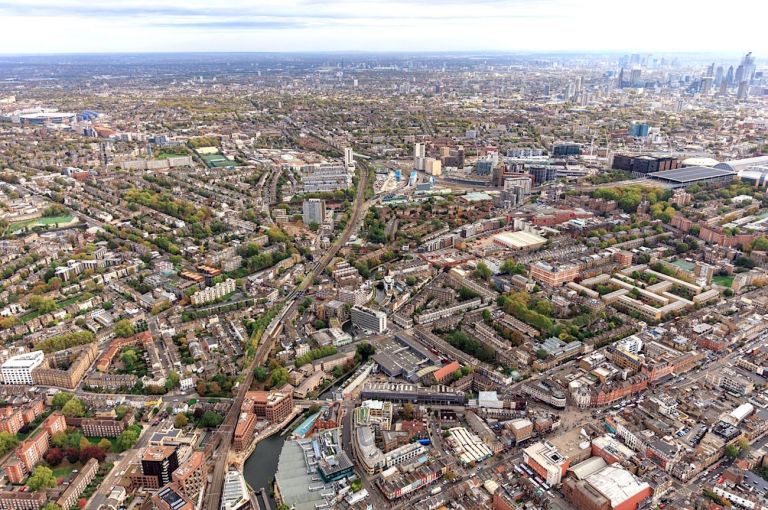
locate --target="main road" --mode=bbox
[205,159,373,509]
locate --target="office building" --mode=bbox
[553,142,581,157]
[351,305,387,334]
[250,390,294,423]
[1,351,44,385]
[737,81,749,101]
[628,123,650,137]
[524,441,570,486]
[302,198,326,226]
[611,153,680,176]
[528,165,559,184]
[221,470,250,510]
[141,446,180,488]
[233,411,258,452]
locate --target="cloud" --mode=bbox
[0,0,764,54]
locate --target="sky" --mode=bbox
[0,0,766,55]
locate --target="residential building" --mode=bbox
[302,198,326,226]
[151,483,194,510]
[56,458,99,509]
[171,451,205,501]
[190,278,236,306]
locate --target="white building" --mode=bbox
[344,147,355,168]
[523,441,569,486]
[301,164,352,192]
[1,350,45,385]
[190,278,236,306]
[351,305,387,334]
[384,443,426,468]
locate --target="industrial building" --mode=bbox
[647,166,735,188]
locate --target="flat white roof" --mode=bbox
[587,465,650,507]
[2,350,44,369]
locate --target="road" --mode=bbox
[89,421,164,508]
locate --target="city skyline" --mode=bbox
[1,0,767,55]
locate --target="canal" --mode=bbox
[242,433,285,510]
[243,360,357,508]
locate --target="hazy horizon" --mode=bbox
[1,0,766,56]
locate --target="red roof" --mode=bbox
[433,361,461,382]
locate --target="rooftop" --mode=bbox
[648,166,735,183]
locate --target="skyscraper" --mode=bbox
[725,66,734,87]
[737,81,749,101]
[741,52,756,83]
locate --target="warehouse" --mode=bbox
[647,166,735,188]
[492,230,547,250]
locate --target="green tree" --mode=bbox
[41,503,63,510]
[165,371,180,392]
[500,260,525,275]
[97,438,113,452]
[52,391,74,408]
[269,367,289,389]
[121,349,138,368]
[0,431,19,455]
[474,262,492,281]
[725,443,740,459]
[29,295,56,313]
[200,411,223,428]
[114,319,135,338]
[355,342,376,362]
[27,466,56,491]
[174,413,189,429]
[116,427,140,451]
[253,366,268,382]
[61,397,85,418]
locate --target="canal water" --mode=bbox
[242,433,285,510]
[243,360,355,508]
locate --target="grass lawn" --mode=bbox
[9,215,75,233]
[713,275,734,288]
[87,436,119,452]
[51,461,81,480]
[18,309,43,324]
[156,151,188,160]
